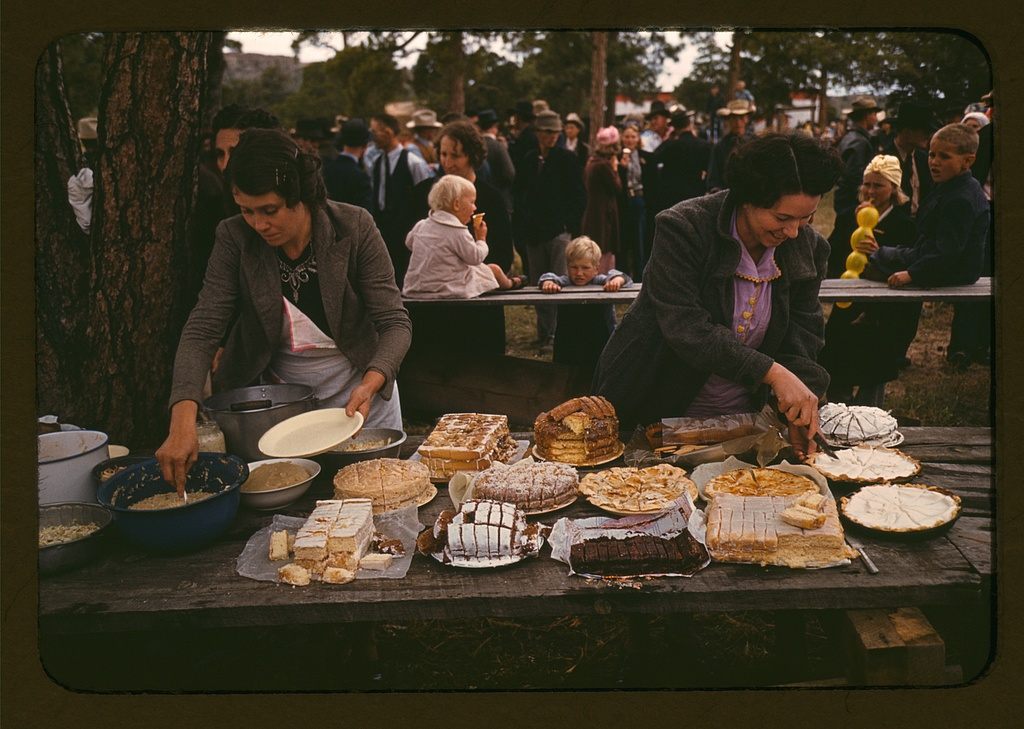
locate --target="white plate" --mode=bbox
[258,409,364,458]
[428,551,526,569]
[107,444,130,458]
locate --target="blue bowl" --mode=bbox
[96,453,248,553]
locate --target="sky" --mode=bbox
[226,31,732,92]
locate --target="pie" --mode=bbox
[534,396,620,465]
[332,458,432,513]
[818,403,900,447]
[704,467,820,499]
[471,460,579,512]
[416,413,518,480]
[579,464,697,513]
[840,484,961,533]
[807,446,920,484]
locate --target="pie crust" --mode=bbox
[807,446,920,484]
[840,483,961,533]
[704,467,820,499]
[579,464,697,513]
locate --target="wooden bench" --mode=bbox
[401,277,992,307]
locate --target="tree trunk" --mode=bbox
[604,31,618,127]
[589,31,608,149]
[35,43,95,426]
[202,32,228,130]
[447,31,466,115]
[38,32,217,447]
[727,33,742,98]
[818,70,829,127]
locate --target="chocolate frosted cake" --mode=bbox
[569,532,708,576]
[534,396,620,465]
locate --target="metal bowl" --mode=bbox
[96,453,247,553]
[38,502,113,575]
[240,458,320,511]
[313,428,407,476]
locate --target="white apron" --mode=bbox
[265,297,402,429]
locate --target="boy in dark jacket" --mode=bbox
[866,123,989,288]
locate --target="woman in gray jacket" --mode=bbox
[157,129,412,492]
[594,132,841,456]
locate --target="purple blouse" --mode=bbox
[684,211,782,417]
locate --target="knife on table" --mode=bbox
[846,537,879,574]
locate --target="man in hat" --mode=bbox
[406,109,443,167]
[880,101,937,217]
[476,108,515,216]
[512,110,586,353]
[641,100,672,153]
[368,112,433,286]
[560,112,590,169]
[323,118,373,210]
[704,84,727,143]
[508,100,538,169]
[651,108,711,212]
[706,99,752,192]
[833,95,881,217]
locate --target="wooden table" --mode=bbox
[401,277,993,307]
[39,427,993,639]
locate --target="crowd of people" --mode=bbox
[94,81,991,488]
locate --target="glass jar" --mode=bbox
[196,420,227,453]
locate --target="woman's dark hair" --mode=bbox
[225,128,326,209]
[726,132,842,208]
[210,105,280,140]
[435,120,487,169]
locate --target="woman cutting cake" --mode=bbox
[156,129,412,492]
[594,132,842,456]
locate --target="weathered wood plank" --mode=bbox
[844,607,948,685]
[399,278,991,307]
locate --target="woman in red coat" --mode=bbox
[581,126,623,272]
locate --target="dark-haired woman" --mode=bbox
[595,132,842,455]
[157,128,412,492]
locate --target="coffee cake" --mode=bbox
[416,413,518,480]
[472,460,579,512]
[332,458,431,513]
[534,396,620,465]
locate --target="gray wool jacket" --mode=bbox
[168,201,412,408]
[594,190,830,428]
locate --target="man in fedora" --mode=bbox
[651,108,711,212]
[323,118,373,210]
[641,100,672,152]
[834,95,881,218]
[706,98,752,192]
[406,109,443,166]
[509,100,538,169]
[476,108,515,216]
[512,110,586,353]
[880,100,938,217]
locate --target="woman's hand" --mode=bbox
[541,280,562,293]
[888,270,912,287]
[345,369,387,423]
[603,275,625,292]
[155,400,199,496]
[786,421,819,460]
[764,363,819,429]
[853,231,879,255]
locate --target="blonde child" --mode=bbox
[403,174,525,298]
[539,236,632,380]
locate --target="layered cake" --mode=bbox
[569,532,708,577]
[281,498,375,583]
[818,403,900,447]
[840,484,961,533]
[807,446,920,484]
[419,499,542,566]
[704,467,820,499]
[534,396,620,465]
[471,460,579,512]
[333,458,431,513]
[579,464,698,513]
[416,413,518,480]
[704,493,857,568]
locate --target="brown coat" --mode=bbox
[168,201,412,408]
[581,156,622,256]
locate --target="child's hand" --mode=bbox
[472,218,488,241]
[603,275,625,292]
[887,270,912,287]
[854,232,879,254]
[541,280,561,294]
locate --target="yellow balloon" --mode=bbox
[845,251,868,274]
[840,270,860,280]
[856,205,879,229]
[850,226,870,249]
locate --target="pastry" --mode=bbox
[416,413,518,480]
[705,493,857,568]
[423,499,542,566]
[281,499,375,584]
[704,468,820,499]
[569,532,708,577]
[278,563,311,586]
[579,463,698,513]
[818,403,899,447]
[333,458,431,512]
[840,484,961,532]
[471,460,579,512]
[807,446,920,484]
[534,396,620,464]
[268,530,290,561]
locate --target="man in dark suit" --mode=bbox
[651,109,712,213]
[475,108,515,216]
[833,95,881,218]
[881,101,937,218]
[512,110,586,352]
[323,118,373,210]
